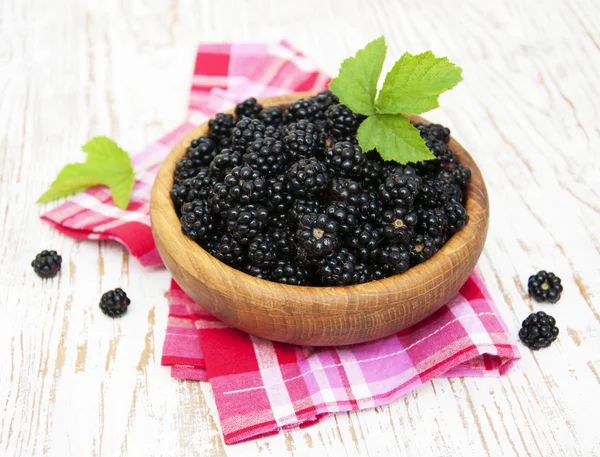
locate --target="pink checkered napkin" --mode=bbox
[41,41,520,445]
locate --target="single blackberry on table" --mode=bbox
[174,157,202,184]
[221,165,267,205]
[381,207,418,244]
[270,228,297,259]
[444,201,469,234]
[235,97,263,118]
[211,233,246,267]
[243,264,269,279]
[528,271,563,303]
[348,223,383,261]
[267,174,294,213]
[270,260,307,285]
[31,250,62,279]
[222,205,269,245]
[378,245,410,275]
[324,201,359,233]
[287,157,330,196]
[180,200,215,242]
[231,118,266,153]
[283,120,325,159]
[209,149,243,180]
[418,207,447,237]
[243,137,288,177]
[378,167,422,207]
[323,140,365,177]
[290,198,322,224]
[208,113,236,148]
[325,103,364,138]
[317,248,361,286]
[99,288,131,318]
[408,234,437,265]
[519,311,559,350]
[296,212,339,256]
[258,106,283,127]
[186,136,217,166]
[248,233,277,268]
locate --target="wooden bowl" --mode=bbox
[150,92,489,346]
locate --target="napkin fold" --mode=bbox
[42,41,520,445]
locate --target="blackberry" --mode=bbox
[325,103,363,137]
[31,250,62,279]
[258,106,283,126]
[265,124,284,140]
[324,201,359,233]
[243,264,269,279]
[438,163,471,188]
[444,201,469,234]
[418,207,447,237]
[209,149,243,180]
[311,90,339,111]
[381,207,418,244]
[186,136,217,166]
[287,157,330,196]
[317,248,360,286]
[222,205,269,245]
[170,180,191,216]
[378,245,410,275]
[528,271,563,303]
[174,157,202,184]
[231,118,266,153]
[235,97,263,118]
[267,174,294,213]
[290,198,322,223]
[208,113,236,148]
[408,234,437,265]
[296,213,339,256]
[283,120,325,159]
[270,228,297,259]
[283,97,322,124]
[519,311,559,350]
[185,168,216,204]
[243,137,288,177]
[181,200,214,242]
[330,177,362,202]
[268,211,289,229]
[424,137,454,164]
[99,288,131,318]
[354,190,382,222]
[271,261,307,285]
[221,165,267,205]
[416,122,451,143]
[248,234,277,268]
[361,151,385,186]
[418,179,463,208]
[324,141,365,177]
[348,223,382,261]
[378,167,422,207]
[211,234,245,267]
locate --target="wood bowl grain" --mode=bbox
[150,92,489,346]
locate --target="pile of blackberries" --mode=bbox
[171,91,471,286]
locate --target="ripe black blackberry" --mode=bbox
[170,179,190,216]
[222,165,267,205]
[243,137,288,177]
[270,260,307,285]
[235,97,263,118]
[248,233,277,268]
[424,137,454,164]
[270,228,297,259]
[311,90,339,111]
[283,97,322,124]
[519,311,559,350]
[317,248,360,286]
[31,250,62,279]
[528,271,563,303]
[222,205,269,245]
[354,190,382,222]
[360,151,386,186]
[211,233,246,267]
[408,234,437,265]
[209,149,243,180]
[438,163,471,188]
[287,157,330,196]
[415,122,451,144]
[296,212,339,256]
[381,207,418,244]
[330,177,362,202]
[258,106,283,126]
[444,201,469,234]
[180,200,214,242]
[267,174,294,213]
[348,223,382,261]
[186,136,217,166]
[323,140,365,177]
[378,245,410,275]
[290,198,322,223]
[325,103,363,138]
[185,168,216,204]
[418,207,447,237]
[324,201,359,233]
[99,288,131,318]
[208,113,236,148]
[418,178,463,209]
[268,211,289,230]
[174,157,202,184]
[283,120,325,159]
[243,264,269,279]
[231,118,266,153]
[378,167,422,207]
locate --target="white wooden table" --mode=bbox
[1,0,599,455]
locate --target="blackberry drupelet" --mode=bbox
[287,157,330,196]
[324,201,359,233]
[222,165,267,205]
[283,120,325,159]
[248,234,277,268]
[271,261,307,285]
[180,200,214,242]
[186,136,217,166]
[378,245,410,275]
[323,140,365,177]
[211,234,245,267]
[381,207,418,244]
[235,97,263,118]
[243,137,288,177]
[325,103,363,137]
[209,149,243,180]
[378,167,422,207]
[222,205,269,245]
[208,113,236,148]
[99,288,131,318]
[174,157,202,184]
[31,250,62,279]
[296,213,339,256]
[418,207,447,237]
[408,234,437,265]
[348,223,382,261]
[231,118,266,153]
[528,271,563,303]
[267,174,294,213]
[258,106,283,127]
[444,201,469,234]
[317,248,359,286]
[519,311,559,350]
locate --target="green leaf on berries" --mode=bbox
[376,51,462,114]
[357,114,435,164]
[328,36,387,116]
[37,136,135,209]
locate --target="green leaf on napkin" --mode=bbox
[37,136,135,209]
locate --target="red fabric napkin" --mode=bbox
[42,41,520,445]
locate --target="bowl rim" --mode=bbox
[150,92,489,314]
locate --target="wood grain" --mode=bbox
[150,93,490,346]
[1,0,599,455]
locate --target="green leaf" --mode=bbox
[376,51,462,115]
[357,114,436,164]
[37,136,135,209]
[328,36,387,116]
